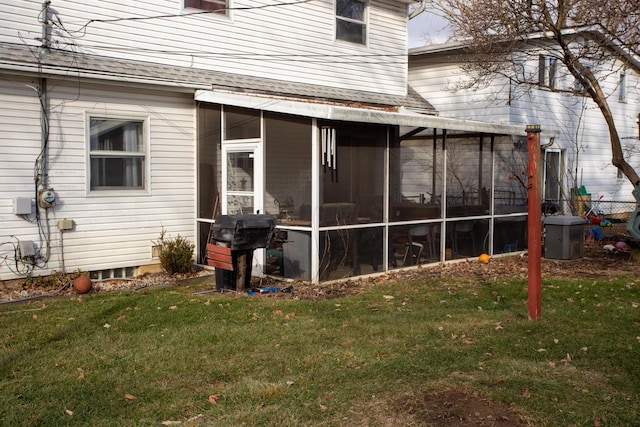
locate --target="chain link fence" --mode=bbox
[543,198,638,240]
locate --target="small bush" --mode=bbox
[155,229,195,274]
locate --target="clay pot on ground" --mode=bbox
[73,276,92,294]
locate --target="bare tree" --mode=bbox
[428,0,640,187]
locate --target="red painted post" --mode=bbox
[526,125,542,321]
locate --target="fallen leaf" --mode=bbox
[383,295,394,300]
[286,381,294,386]
[123,394,136,400]
[536,348,547,352]
[161,421,182,426]
[117,315,126,321]
[169,306,177,310]
[65,409,73,417]
[553,338,560,344]
[103,323,111,329]
[495,322,503,330]
[208,394,220,405]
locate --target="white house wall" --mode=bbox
[0,75,196,281]
[409,50,640,204]
[0,0,410,97]
[408,53,513,123]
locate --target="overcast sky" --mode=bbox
[408,10,452,48]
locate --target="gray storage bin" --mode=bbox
[543,216,586,260]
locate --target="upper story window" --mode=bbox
[336,0,367,45]
[573,64,592,94]
[619,71,627,102]
[89,118,146,191]
[185,0,228,15]
[538,55,557,89]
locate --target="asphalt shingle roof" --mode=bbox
[0,42,435,113]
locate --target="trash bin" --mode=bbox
[210,214,276,290]
[543,216,586,260]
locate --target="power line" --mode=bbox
[66,0,317,37]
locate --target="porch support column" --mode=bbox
[526,125,542,321]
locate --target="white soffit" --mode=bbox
[195,90,527,136]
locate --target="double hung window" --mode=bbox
[336,0,367,45]
[89,118,146,191]
[538,55,557,89]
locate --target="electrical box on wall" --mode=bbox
[19,240,36,259]
[14,197,33,215]
[57,219,74,231]
[38,188,56,209]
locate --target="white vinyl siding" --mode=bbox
[409,47,640,203]
[0,0,409,96]
[0,77,196,281]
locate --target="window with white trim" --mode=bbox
[538,55,557,89]
[184,0,227,14]
[89,118,146,191]
[336,0,367,45]
[618,71,626,102]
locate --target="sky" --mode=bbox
[408,10,452,48]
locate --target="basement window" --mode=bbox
[336,0,367,45]
[89,118,146,191]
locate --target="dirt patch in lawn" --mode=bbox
[395,389,532,426]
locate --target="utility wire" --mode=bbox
[65,0,317,37]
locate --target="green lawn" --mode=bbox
[1,274,638,426]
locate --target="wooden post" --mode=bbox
[526,125,542,321]
[236,251,247,292]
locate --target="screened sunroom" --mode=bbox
[195,98,528,283]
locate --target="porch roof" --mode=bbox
[195,89,526,136]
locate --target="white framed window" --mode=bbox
[336,0,367,45]
[184,0,228,15]
[618,71,626,102]
[538,55,557,89]
[88,117,147,191]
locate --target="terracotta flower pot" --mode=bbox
[73,276,92,294]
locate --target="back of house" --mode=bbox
[0,0,422,283]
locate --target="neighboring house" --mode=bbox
[0,0,526,285]
[408,36,640,216]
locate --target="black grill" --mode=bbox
[212,214,276,250]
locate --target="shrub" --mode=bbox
[155,229,195,275]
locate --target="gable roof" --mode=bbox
[409,27,640,74]
[0,42,435,113]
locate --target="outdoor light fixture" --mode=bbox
[321,127,337,170]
